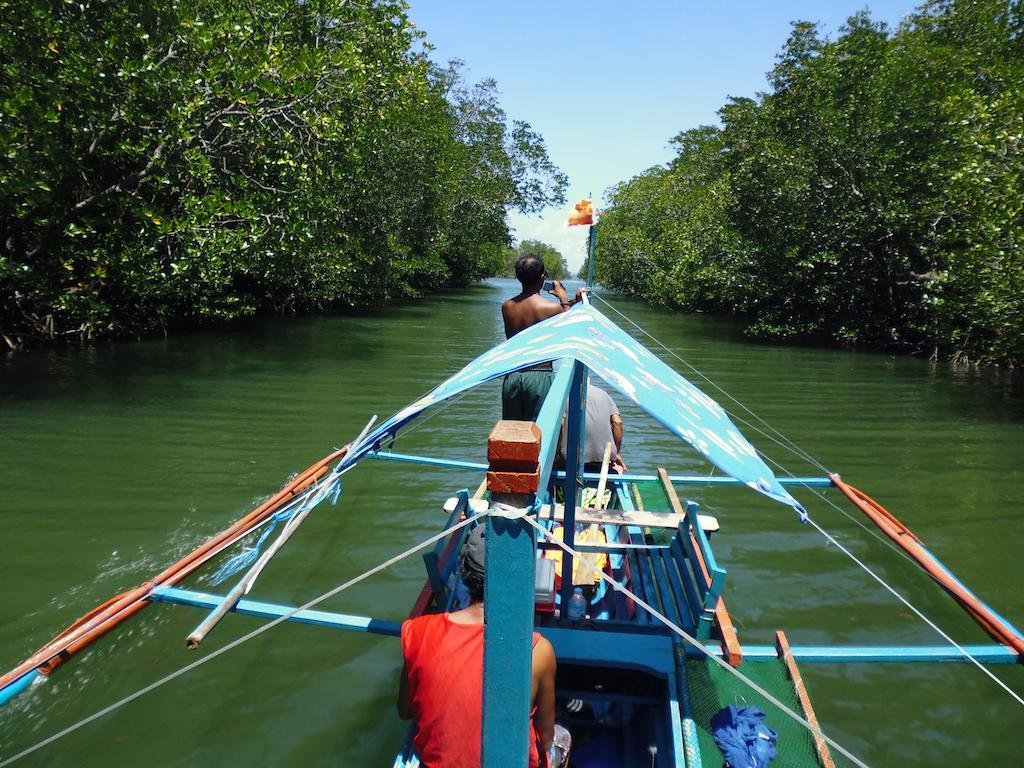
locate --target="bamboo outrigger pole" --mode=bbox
[831,474,1024,656]
[186,417,377,650]
[0,446,349,703]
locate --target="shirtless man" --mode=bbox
[500,255,583,420]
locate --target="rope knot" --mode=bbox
[488,501,527,520]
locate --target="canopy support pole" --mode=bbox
[559,362,588,613]
[482,363,573,767]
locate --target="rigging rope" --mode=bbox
[589,290,1024,709]
[803,515,1024,707]
[0,511,487,768]
[519,513,873,768]
[591,291,830,473]
[590,271,952,556]
[592,291,909,549]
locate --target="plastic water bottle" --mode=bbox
[548,724,572,768]
[567,587,587,620]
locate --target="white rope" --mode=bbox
[593,287,931,573]
[385,388,474,441]
[803,515,1024,707]
[0,511,487,767]
[617,308,1023,694]
[592,278,922,551]
[591,291,830,473]
[590,289,1024,708]
[522,514,873,768]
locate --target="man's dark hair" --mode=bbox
[515,255,545,286]
[461,561,485,603]
[460,524,486,603]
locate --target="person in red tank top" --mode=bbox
[397,524,556,767]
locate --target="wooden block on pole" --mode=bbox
[487,420,541,493]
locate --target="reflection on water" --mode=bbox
[0,279,1021,766]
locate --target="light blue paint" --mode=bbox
[423,490,470,599]
[921,543,1024,643]
[147,584,1020,672]
[534,363,576,489]
[683,501,726,641]
[566,471,832,487]
[666,668,689,768]
[0,669,39,708]
[559,361,587,612]
[691,644,1019,664]
[482,514,536,768]
[149,586,401,636]
[363,450,831,487]
[539,627,675,675]
[366,451,488,472]
[674,645,704,768]
[339,305,804,514]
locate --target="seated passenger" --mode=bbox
[558,382,627,476]
[397,525,557,767]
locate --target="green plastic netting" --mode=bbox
[681,649,848,768]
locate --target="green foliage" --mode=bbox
[0,0,566,344]
[596,0,1024,365]
[499,239,569,280]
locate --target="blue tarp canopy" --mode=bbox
[337,305,804,514]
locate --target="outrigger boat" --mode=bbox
[1,226,1022,767]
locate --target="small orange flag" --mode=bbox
[568,198,593,226]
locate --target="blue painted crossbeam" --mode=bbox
[149,586,402,636]
[366,450,832,487]
[149,586,1017,665]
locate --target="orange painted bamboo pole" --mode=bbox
[0,447,347,694]
[776,630,836,768]
[830,474,1024,657]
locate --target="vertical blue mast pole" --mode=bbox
[560,362,587,615]
[564,216,596,614]
[483,363,574,768]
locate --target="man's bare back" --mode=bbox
[502,288,568,339]
[499,258,583,420]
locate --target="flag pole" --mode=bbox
[585,223,596,288]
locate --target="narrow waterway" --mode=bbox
[1,278,1022,766]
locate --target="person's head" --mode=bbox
[460,524,486,603]
[514,255,546,290]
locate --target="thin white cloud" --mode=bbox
[509,206,591,272]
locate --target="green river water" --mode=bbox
[1,278,1022,766]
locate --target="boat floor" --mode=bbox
[683,653,842,768]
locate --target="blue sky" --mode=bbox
[406,1,925,271]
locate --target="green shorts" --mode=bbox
[501,369,553,421]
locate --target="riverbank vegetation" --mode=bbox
[596,0,1022,365]
[0,0,567,348]
[498,240,570,280]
